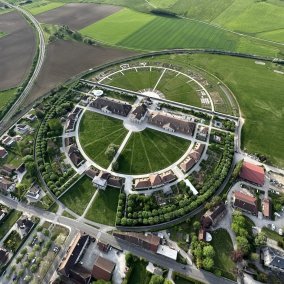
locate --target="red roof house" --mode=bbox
[233,191,258,215]
[239,162,265,186]
[262,198,271,219]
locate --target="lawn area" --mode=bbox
[174,273,204,284]
[156,70,201,107]
[0,88,18,113]
[85,186,120,226]
[79,111,128,168]
[0,31,5,38]
[128,259,151,284]
[211,229,237,280]
[107,68,162,91]
[162,53,284,167]
[24,1,65,15]
[59,176,96,216]
[116,128,190,174]
[0,210,22,240]
[262,227,284,245]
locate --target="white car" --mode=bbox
[271,224,276,231]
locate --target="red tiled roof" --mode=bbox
[234,191,256,205]
[262,198,271,218]
[239,162,265,185]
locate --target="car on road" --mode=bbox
[53,246,60,253]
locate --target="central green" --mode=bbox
[116,128,190,175]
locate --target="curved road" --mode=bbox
[0,1,45,128]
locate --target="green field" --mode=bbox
[79,111,128,168]
[155,54,284,167]
[211,229,236,280]
[108,68,162,91]
[24,1,65,15]
[117,128,190,174]
[128,259,151,284]
[80,8,283,57]
[85,187,120,226]
[0,210,22,240]
[0,88,17,113]
[59,176,96,215]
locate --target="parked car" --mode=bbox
[53,246,60,253]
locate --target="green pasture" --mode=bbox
[108,68,162,91]
[59,176,96,215]
[24,1,65,15]
[85,186,120,226]
[0,88,17,113]
[79,111,128,168]
[117,128,190,174]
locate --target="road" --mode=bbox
[0,1,45,129]
[0,194,236,284]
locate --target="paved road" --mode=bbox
[0,1,45,128]
[0,194,236,284]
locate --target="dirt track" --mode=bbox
[0,12,36,90]
[23,39,136,107]
[36,3,122,30]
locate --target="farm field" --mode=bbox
[211,229,236,280]
[23,1,65,15]
[85,187,120,226]
[59,176,96,215]
[79,111,128,168]
[22,39,136,108]
[36,3,122,30]
[0,11,36,90]
[79,7,283,57]
[107,68,162,91]
[116,128,190,174]
[0,88,17,113]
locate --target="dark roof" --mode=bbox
[91,97,132,117]
[239,162,265,185]
[149,113,195,136]
[85,167,99,179]
[234,191,258,215]
[270,256,284,269]
[68,144,85,167]
[132,104,147,120]
[0,249,8,264]
[107,176,124,188]
[17,218,34,233]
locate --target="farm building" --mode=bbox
[233,191,258,215]
[239,161,265,186]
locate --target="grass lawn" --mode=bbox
[85,187,120,226]
[0,31,5,38]
[62,210,76,219]
[0,210,22,240]
[117,128,190,174]
[156,70,201,107]
[108,68,162,91]
[128,259,151,284]
[0,88,17,113]
[211,229,236,280]
[24,1,65,15]
[104,91,137,104]
[161,53,284,167]
[79,111,128,168]
[262,227,284,244]
[59,176,96,216]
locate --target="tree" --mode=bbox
[237,236,250,255]
[30,264,38,273]
[203,257,214,270]
[203,245,215,258]
[193,221,201,232]
[255,232,266,247]
[23,261,29,268]
[149,275,164,284]
[24,275,32,282]
[18,269,24,277]
[125,253,135,267]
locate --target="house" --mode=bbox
[149,174,163,188]
[0,210,6,221]
[0,147,8,159]
[148,112,195,136]
[263,247,284,272]
[65,107,82,133]
[134,178,151,190]
[92,256,116,281]
[262,198,271,219]
[113,232,161,252]
[180,156,196,173]
[156,245,178,260]
[58,233,90,279]
[0,177,14,191]
[160,171,176,184]
[0,164,16,176]
[26,183,41,200]
[26,113,37,122]
[197,126,209,141]
[189,143,205,162]
[92,172,110,190]
[130,104,148,123]
[68,144,85,168]
[1,135,14,147]
[239,161,265,186]
[65,136,75,147]
[233,191,258,215]
[85,167,99,180]
[0,248,9,267]
[97,240,110,253]
[91,97,132,117]
[201,202,226,229]
[15,124,30,135]
[107,175,124,189]
[17,217,34,237]
[146,262,163,276]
